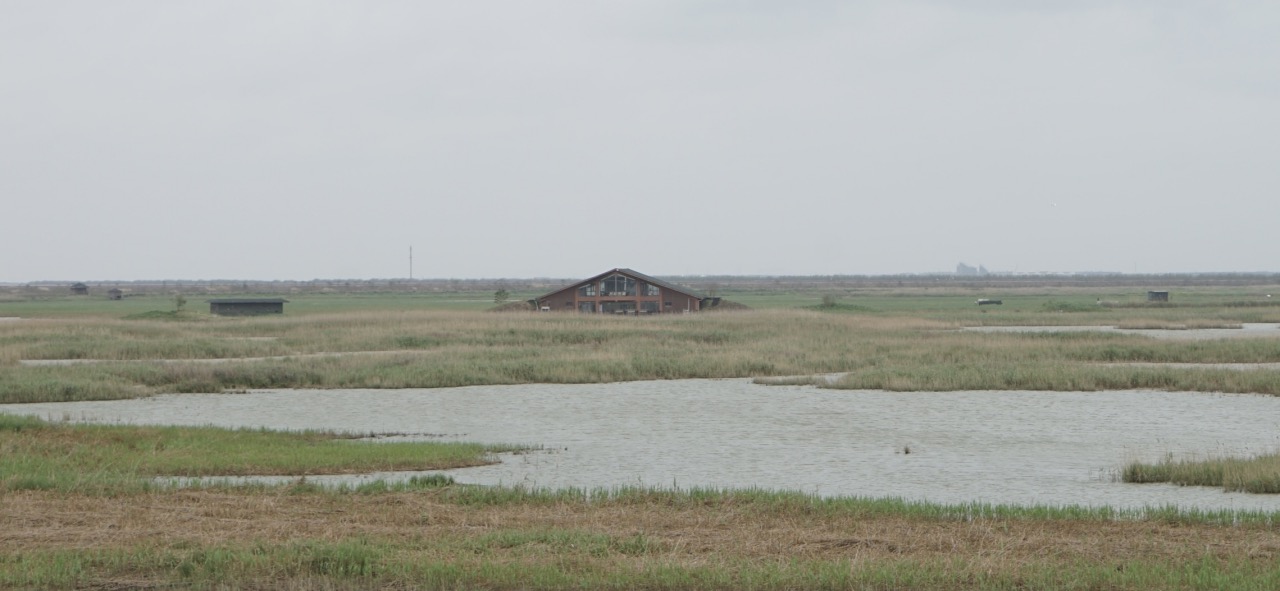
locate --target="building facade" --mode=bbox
[532,269,704,314]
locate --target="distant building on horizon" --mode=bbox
[955,263,989,276]
[531,268,707,314]
[70,282,89,295]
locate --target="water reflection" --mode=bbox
[4,380,1280,511]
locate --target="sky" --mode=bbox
[2,1,1278,281]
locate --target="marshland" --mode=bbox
[4,278,1280,589]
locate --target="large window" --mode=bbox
[641,301,661,314]
[577,283,596,297]
[644,283,660,296]
[601,301,637,314]
[578,302,596,313]
[600,274,636,296]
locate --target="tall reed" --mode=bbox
[1124,452,1280,493]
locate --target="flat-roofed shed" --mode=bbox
[208,298,289,316]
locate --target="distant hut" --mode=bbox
[70,282,89,296]
[108,288,124,300]
[1147,291,1170,302]
[208,298,288,316]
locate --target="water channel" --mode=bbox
[4,379,1280,512]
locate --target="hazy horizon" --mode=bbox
[4,2,1277,282]
[10,268,1280,287]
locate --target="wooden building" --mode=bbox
[108,288,124,300]
[208,298,289,316]
[70,282,89,296]
[532,269,705,314]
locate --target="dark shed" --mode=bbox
[1147,291,1170,302]
[208,298,289,316]
[70,282,89,295]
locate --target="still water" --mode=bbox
[4,379,1280,511]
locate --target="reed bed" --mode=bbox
[1125,452,1280,494]
[4,306,1280,402]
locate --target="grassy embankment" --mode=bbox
[4,416,1280,590]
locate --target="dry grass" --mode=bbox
[6,308,1280,402]
[4,489,1280,589]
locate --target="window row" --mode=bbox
[576,301,666,314]
[577,275,661,298]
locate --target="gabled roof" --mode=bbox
[535,268,704,301]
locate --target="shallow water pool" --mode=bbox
[4,379,1279,511]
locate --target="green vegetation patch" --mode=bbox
[0,414,521,494]
[12,545,1280,591]
[121,310,207,322]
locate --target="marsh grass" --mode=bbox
[8,291,1280,588]
[825,361,1280,394]
[4,291,1280,403]
[12,545,1280,590]
[0,311,929,401]
[0,414,519,494]
[1125,452,1280,494]
[4,485,1280,589]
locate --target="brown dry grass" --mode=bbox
[6,490,1278,566]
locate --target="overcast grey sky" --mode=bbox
[3,1,1277,281]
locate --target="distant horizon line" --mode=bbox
[7,270,1280,285]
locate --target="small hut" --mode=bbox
[208,298,289,316]
[70,282,89,296]
[1147,291,1170,302]
[108,288,124,300]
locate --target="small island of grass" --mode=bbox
[1124,452,1280,494]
